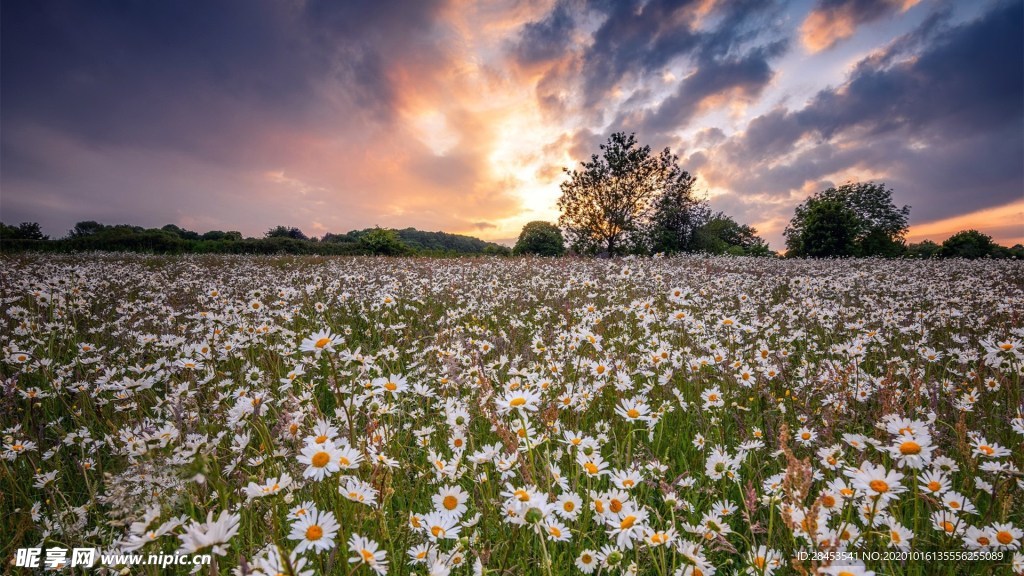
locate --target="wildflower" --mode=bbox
[244,473,293,500]
[298,441,342,480]
[177,510,241,556]
[349,533,388,575]
[289,509,340,553]
[299,330,341,354]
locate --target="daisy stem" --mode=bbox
[538,532,554,576]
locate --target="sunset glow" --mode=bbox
[1,0,1021,248]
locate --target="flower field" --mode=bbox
[1,254,1022,575]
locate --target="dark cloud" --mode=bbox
[637,39,787,135]
[0,0,446,165]
[512,0,577,65]
[706,0,1023,226]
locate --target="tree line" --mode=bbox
[512,132,1021,259]
[0,222,511,256]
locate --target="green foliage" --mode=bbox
[905,240,941,258]
[513,221,565,256]
[0,221,48,240]
[265,225,308,240]
[939,229,999,259]
[558,132,696,255]
[645,172,703,254]
[1,222,506,256]
[358,227,411,256]
[785,182,910,257]
[692,212,772,256]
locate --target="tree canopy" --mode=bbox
[513,221,565,256]
[558,132,698,255]
[785,182,909,257]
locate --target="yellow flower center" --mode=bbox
[620,515,636,529]
[899,441,921,455]
[584,462,598,475]
[339,456,351,466]
[361,549,374,563]
[314,337,330,348]
[627,409,640,418]
[869,479,889,493]
[610,499,623,514]
[996,531,1013,545]
[431,526,445,538]
[384,382,397,391]
[510,397,527,407]
[310,451,330,468]
[305,525,323,541]
[443,495,458,510]
[549,526,561,538]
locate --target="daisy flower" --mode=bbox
[244,473,293,500]
[289,509,340,553]
[847,461,906,501]
[349,533,389,575]
[298,441,341,480]
[432,485,470,517]
[299,330,341,354]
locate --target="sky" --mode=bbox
[2,0,1022,249]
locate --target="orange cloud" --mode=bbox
[801,0,920,53]
[907,199,1024,246]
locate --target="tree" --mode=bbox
[358,227,410,255]
[906,240,941,258]
[693,213,771,256]
[513,221,565,256]
[789,199,860,257]
[646,172,704,254]
[785,182,909,257]
[265,225,308,240]
[69,220,107,238]
[0,221,48,240]
[939,229,998,259]
[558,132,694,255]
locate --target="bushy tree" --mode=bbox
[785,182,909,257]
[0,221,47,240]
[693,213,771,256]
[69,221,107,238]
[790,199,860,257]
[358,227,410,255]
[939,229,998,259]
[558,132,694,255]
[513,221,565,256]
[265,225,308,240]
[906,240,941,258]
[646,172,704,254]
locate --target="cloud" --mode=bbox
[696,0,1023,245]
[800,0,920,53]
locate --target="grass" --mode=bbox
[0,253,1022,575]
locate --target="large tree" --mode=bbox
[785,182,909,257]
[558,132,695,255]
[513,221,565,256]
[646,171,703,254]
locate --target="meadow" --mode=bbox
[1,253,1022,576]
